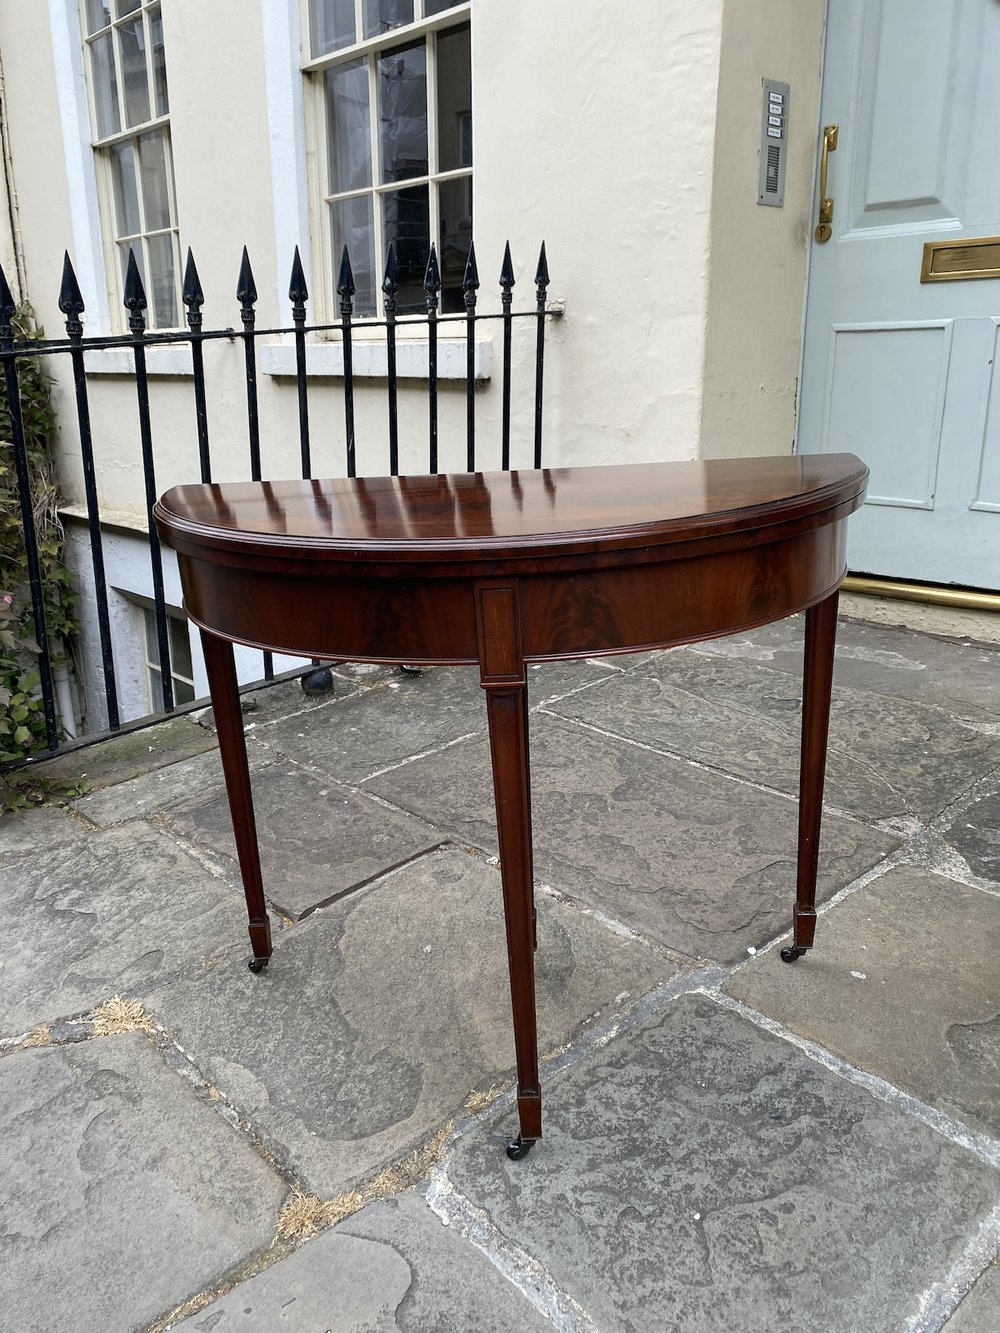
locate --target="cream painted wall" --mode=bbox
[0,5,73,313]
[699,0,827,458]
[4,0,733,519]
[472,0,724,467]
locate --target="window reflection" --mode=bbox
[378,40,428,184]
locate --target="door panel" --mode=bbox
[823,323,950,507]
[799,0,1000,589]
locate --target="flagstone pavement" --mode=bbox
[1,610,998,1332]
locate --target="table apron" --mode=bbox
[179,520,847,665]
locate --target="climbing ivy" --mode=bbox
[1,302,81,810]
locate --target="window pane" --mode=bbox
[85,1,112,34]
[173,677,196,705]
[90,33,121,137]
[144,609,157,659]
[383,184,429,313]
[436,24,471,171]
[116,0,141,15]
[110,141,141,236]
[330,196,376,317]
[138,129,172,230]
[362,0,413,39]
[378,40,427,183]
[309,0,356,56]
[169,617,193,679]
[147,233,177,327]
[424,0,467,15]
[438,175,471,312]
[149,6,168,115]
[324,60,372,194]
[118,18,151,128]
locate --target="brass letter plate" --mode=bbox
[921,235,1000,283]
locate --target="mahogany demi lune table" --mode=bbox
[154,453,868,1160]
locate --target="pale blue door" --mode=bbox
[798,0,1000,590]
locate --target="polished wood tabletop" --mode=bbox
[159,454,868,564]
[155,453,868,1160]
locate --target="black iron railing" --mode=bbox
[0,239,555,761]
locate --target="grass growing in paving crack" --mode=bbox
[89,995,155,1036]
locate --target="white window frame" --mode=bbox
[139,603,195,711]
[77,0,182,331]
[50,0,112,335]
[300,0,473,323]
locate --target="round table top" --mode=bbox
[155,454,868,568]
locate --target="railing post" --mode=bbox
[59,252,120,730]
[533,242,549,471]
[124,249,173,711]
[183,248,212,484]
[463,242,479,472]
[382,242,399,477]
[424,244,441,475]
[338,245,357,479]
[500,241,515,471]
[289,246,311,480]
[237,247,272,680]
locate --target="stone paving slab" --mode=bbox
[165,760,440,920]
[70,735,275,827]
[547,649,1000,822]
[0,1034,286,1333]
[176,1191,552,1331]
[945,1260,1000,1331]
[254,660,615,786]
[941,778,1000,886]
[1,820,253,1037]
[368,716,899,963]
[145,847,677,1198]
[446,993,1000,1333]
[26,713,218,791]
[694,615,1000,720]
[724,865,1000,1138]
[0,803,88,862]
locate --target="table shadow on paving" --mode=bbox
[368,715,899,963]
[253,659,616,785]
[446,993,1000,1333]
[694,616,1000,721]
[144,847,677,1198]
[547,648,1000,823]
[164,759,441,919]
[0,1034,286,1333]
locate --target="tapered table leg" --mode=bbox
[199,628,272,972]
[783,588,840,963]
[476,583,541,1157]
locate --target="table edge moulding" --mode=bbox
[154,452,869,1161]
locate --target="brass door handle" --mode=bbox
[814,124,839,243]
